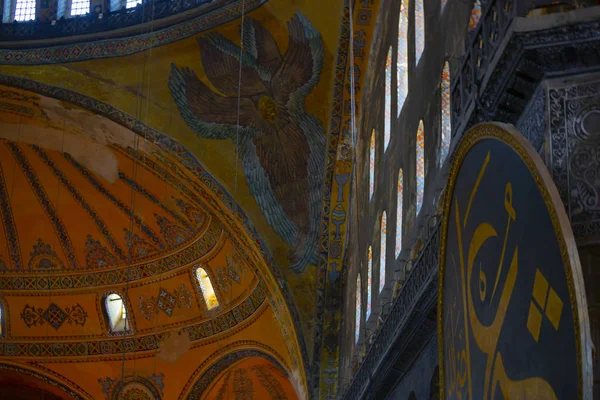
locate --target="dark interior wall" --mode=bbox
[338,0,476,389]
[577,243,600,399]
[387,335,438,399]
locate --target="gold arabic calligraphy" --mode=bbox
[445,151,558,400]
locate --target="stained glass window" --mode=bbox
[366,246,372,320]
[397,0,409,116]
[369,129,375,201]
[355,274,361,343]
[396,169,403,257]
[14,0,36,21]
[380,212,387,293]
[440,62,451,167]
[416,121,425,215]
[415,0,425,64]
[126,0,141,8]
[70,0,89,15]
[469,0,482,31]
[195,267,219,310]
[384,46,392,151]
[441,0,447,11]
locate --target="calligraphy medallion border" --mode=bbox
[437,122,593,400]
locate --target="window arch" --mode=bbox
[195,266,219,310]
[384,46,392,151]
[14,0,36,21]
[355,274,361,343]
[415,0,425,64]
[103,292,131,334]
[469,0,482,31]
[366,246,372,320]
[379,211,387,293]
[396,169,404,258]
[440,62,451,167]
[416,121,425,215]
[397,0,409,115]
[369,129,375,201]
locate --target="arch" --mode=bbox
[355,274,361,343]
[416,121,425,215]
[415,0,425,64]
[370,129,376,200]
[379,211,387,293]
[184,347,290,399]
[397,0,409,115]
[366,246,373,320]
[396,169,404,258]
[195,266,220,311]
[0,362,90,399]
[101,291,132,335]
[384,46,393,151]
[440,62,451,167]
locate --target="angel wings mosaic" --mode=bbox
[169,12,325,273]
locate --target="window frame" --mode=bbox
[67,0,90,17]
[101,290,133,336]
[12,0,37,22]
[192,264,221,314]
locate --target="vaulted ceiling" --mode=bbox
[0,0,380,396]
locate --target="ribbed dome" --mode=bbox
[0,138,210,273]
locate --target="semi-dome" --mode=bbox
[0,84,304,399]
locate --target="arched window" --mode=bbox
[70,0,90,16]
[0,300,5,339]
[416,121,425,215]
[195,267,219,310]
[469,0,482,31]
[440,62,451,167]
[396,169,404,258]
[355,274,361,343]
[104,293,130,334]
[14,0,36,21]
[369,129,375,201]
[397,0,409,115]
[379,212,387,293]
[415,0,425,64]
[384,46,392,151]
[366,246,372,320]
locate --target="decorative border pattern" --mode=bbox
[0,157,22,270]
[0,0,268,65]
[0,280,267,357]
[0,362,91,399]
[437,123,590,400]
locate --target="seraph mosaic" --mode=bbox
[169,11,326,273]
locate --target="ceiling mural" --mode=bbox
[169,11,325,274]
[0,0,344,371]
[0,0,381,395]
[0,84,305,398]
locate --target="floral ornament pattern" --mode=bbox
[169,11,325,273]
[21,303,87,330]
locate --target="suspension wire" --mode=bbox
[119,0,157,393]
